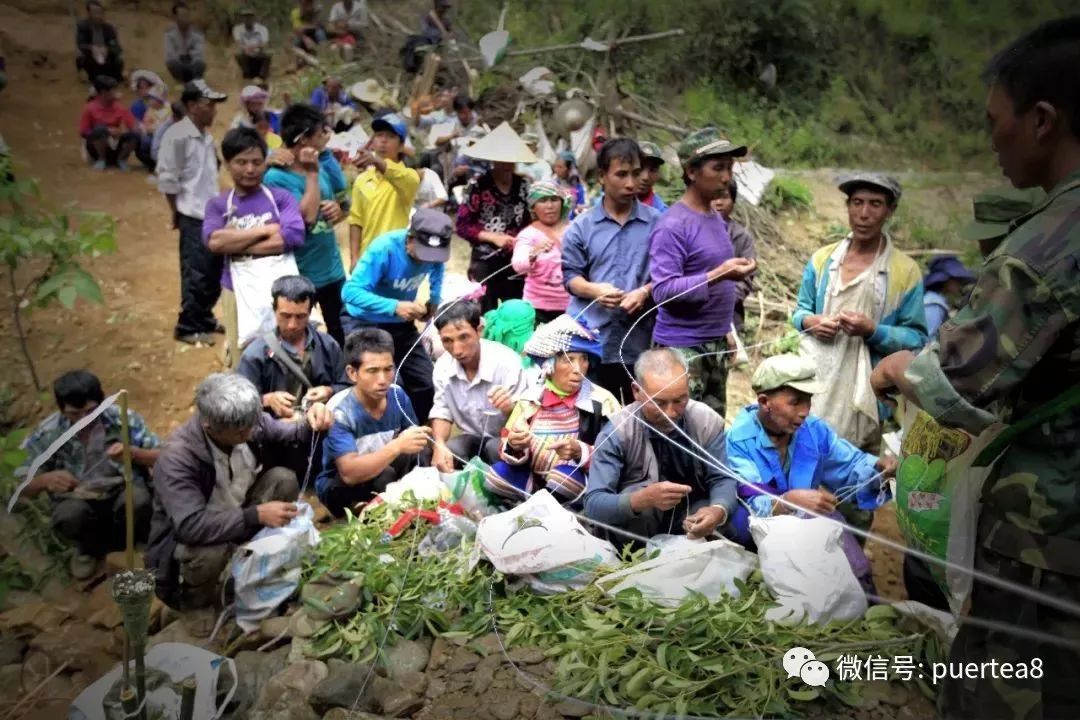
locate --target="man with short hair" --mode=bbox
[147,373,333,610]
[76,0,124,83]
[637,141,669,213]
[650,128,758,419]
[239,275,351,420]
[347,112,420,269]
[232,6,271,81]
[341,208,451,424]
[79,75,140,172]
[164,2,206,82]
[582,348,737,542]
[16,370,160,580]
[310,76,358,132]
[792,172,926,450]
[317,328,431,517]
[203,127,306,366]
[328,0,369,57]
[871,17,1080,717]
[156,79,229,345]
[562,138,660,405]
[425,300,530,471]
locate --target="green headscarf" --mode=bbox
[482,300,536,365]
[527,180,572,220]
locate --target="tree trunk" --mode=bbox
[8,267,41,390]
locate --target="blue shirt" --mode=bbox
[320,148,350,209]
[310,86,356,112]
[725,405,885,513]
[923,289,950,339]
[562,199,660,364]
[341,228,444,325]
[316,386,416,497]
[263,165,346,289]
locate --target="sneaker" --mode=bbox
[70,553,99,580]
[92,160,106,171]
[174,331,216,346]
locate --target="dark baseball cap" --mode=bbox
[180,79,228,104]
[408,208,453,263]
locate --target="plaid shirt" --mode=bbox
[16,406,160,485]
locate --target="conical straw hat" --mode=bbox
[462,122,537,163]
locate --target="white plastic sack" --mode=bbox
[476,490,619,593]
[597,538,758,607]
[69,642,237,720]
[750,515,867,624]
[230,253,300,348]
[373,466,451,509]
[232,501,320,632]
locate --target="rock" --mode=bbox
[309,659,380,715]
[471,654,501,695]
[0,637,27,666]
[260,615,293,643]
[384,638,430,679]
[394,670,428,697]
[0,590,40,613]
[445,646,480,674]
[29,622,119,674]
[470,634,502,656]
[506,646,545,665]
[148,619,212,649]
[323,711,391,720]
[427,636,452,672]
[424,676,446,699]
[553,698,591,717]
[231,646,291,717]
[254,660,328,714]
[0,601,70,634]
[487,692,521,720]
[250,693,319,720]
[0,664,23,703]
[373,678,424,718]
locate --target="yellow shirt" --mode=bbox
[347,158,420,258]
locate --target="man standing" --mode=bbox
[16,371,160,580]
[341,208,452,424]
[148,373,332,611]
[649,128,757,419]
[156,79,228,345]
[562,138,659,406]
[426,301,530,471]
[79,76,140,172]
[712,179,758,334]
[76,0,124,83]
[792,172,926,450]
[232,6,271,81]
[164,2,207,82]
[871,17,1080,718]
[637,141,669,213]
[583,348,737,542]
[347,113,419,270]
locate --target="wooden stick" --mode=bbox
[609,106,688,134]
[506,28,686,57]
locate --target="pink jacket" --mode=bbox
[511,224,570,313]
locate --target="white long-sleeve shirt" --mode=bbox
[155,117,219,220]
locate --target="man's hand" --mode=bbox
[780,489,837,515]
[431,443,455,473]
[487,386,514,414]
[395,301,428,321]
[870,350,917,401]
[684,506,727,539]
[257,501,298,528]
[549,439,582,462]
[711,257,757,282]
[806,314,840,340]
[305,386,333,405]
[32,470,79,495]
[106,442,125,460]
[875,455,898,478]
[593,283,625,309]
[265,391,298,418]
[837,310,876,338]
[505,425,532,453]
[630,481,692,512]
[305,402,334,432]
[393,425,431,455]
[319,200,344,224]
[267,148,294,167]
[619,286,650,315]
[297,147,320,173]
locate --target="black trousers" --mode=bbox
[902,553,950,610]
[341,316,434,424]
[77,51,123,82]
[166,58,206,82]
[176,213,223,336]
[84,126,139,166]
[235,53,271,80]
[51,480,151,557]
[315,277,346,346]
[321,452,415,518]
[534,308,563,326]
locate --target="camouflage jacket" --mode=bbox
[905,167,1080,551]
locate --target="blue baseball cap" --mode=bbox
[372,113,407,142]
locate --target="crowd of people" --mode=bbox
[11,6,1080,718]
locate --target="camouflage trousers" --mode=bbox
[674,338,729,420]
[939,516,1080,720]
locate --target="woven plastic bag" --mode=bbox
[442,458,502,520]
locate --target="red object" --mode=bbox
[540,388,579,410]
[79,96,137,137]
[591,127,608,153]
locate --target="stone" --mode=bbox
[426,636,452,673]
[309,659,380,715]
[260,615,293,643]
[254,660,328,713]
[29,622,119,674]
[250,693,320,720]
[506,646,546,665]
[323,711,391,720]
[373,679,424,718]
[148,619,212,649]
[424,676,447,699]
[445,646,480,674]
[395,669,428,697]
[0,637,27,666]
[471,654,501,695]
[384,638,430,679]
[470,634,502,657]
[487,691,521,720]
[0,664,24,703]
[553,698,592,717]
[231,646,291,717]
[0,600,69,634]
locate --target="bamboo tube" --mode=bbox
[179,676,197,720]
[118,390,135,570]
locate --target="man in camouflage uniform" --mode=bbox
[872,16,1080,719]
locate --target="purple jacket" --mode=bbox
[146,412,309,600]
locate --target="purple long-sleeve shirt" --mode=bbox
[202,185,306,290]
[649,202,736,347]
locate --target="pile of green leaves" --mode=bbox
[301,503,938,716]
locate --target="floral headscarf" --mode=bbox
[524,313,602,379]
[527,180,572,220]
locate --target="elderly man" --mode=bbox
[147,373,333,610]
[792,172,926,451]
[871,18,1080,718]
[76,0,124,83]
[164,2,206,82]
[583,348,737,543]
[424,300,530,472]
[232,6,271,81]
[16,370,160,580]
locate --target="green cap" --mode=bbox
[751,354,825,395]
[960,186,1044,243]
[838,171,902,205]
[677,127,746,168]
[639,141,666,165]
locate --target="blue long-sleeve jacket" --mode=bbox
[791,239,928,367]
[341,229,444,325]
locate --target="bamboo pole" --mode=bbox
[179,676,197,720]
[119,391,135,570]
[506,28,686,57]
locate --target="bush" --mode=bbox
[762,176,813,214]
